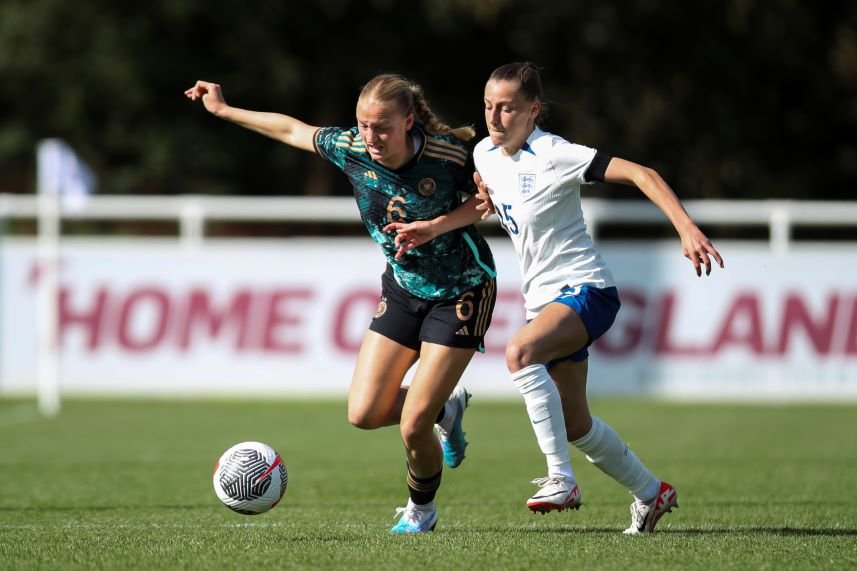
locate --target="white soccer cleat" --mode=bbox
[435,385,470,469]
[623,481,678,535]
[390,500,438,533]
[526,476,582,514]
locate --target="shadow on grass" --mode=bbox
[468,525,857,537]
[0,504,211,512]
[670,527,857,537]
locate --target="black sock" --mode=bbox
[407,467,442,505]
[435,404,446,424]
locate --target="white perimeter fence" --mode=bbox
[4,194,857,253]
[2,194,857,407]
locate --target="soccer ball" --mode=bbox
[213,441,288,515]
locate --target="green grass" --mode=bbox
[1,398,856,570]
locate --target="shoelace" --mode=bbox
[394,506,427,523]
[531,476,565,488]
[435,425,450,439]
[629,501,651,528]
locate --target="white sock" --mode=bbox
[512,364,573,480]
[571,416,659,502]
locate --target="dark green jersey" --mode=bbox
[314,125,496,300]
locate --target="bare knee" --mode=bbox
[348,411,381,430]
[347,403,385,430]
[399,414,433,449]
[505,340,540,373]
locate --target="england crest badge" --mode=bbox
[519,173,535,195]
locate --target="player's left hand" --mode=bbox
[473,172,495,220]
[382,221,439,259]
[679,224,725,276]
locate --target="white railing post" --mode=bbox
[180,200,205,250]
[769,204,791,258]
[34,145,62,417]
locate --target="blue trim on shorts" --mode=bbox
[547,285,620,367]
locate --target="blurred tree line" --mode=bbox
[1,0,856,200]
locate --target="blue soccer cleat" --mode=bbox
[390,500,438,534]
[436,386,471,468]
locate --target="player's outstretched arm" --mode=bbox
[604,157,725,277]
[184,80,318,152]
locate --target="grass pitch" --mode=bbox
[1,398,856,570]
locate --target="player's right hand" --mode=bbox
[383,220,439,259]
[184,81,227,115]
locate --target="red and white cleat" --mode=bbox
[526,476,582,514]
[623,481,678,535]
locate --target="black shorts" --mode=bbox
[369,266,496,352]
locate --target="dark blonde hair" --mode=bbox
[488,62,548,123]
[359,74,475,141]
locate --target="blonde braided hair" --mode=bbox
[359,74,475,142]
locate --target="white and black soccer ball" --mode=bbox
[213,441,288,515]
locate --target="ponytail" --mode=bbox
[409,83,475,141]
[359,74,475,141]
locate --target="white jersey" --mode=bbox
[473,127,615,318]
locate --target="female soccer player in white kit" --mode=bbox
[387,62,724,534]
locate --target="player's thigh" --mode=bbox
[549,359,593,439]
[401,342,475,430]
[508,302,589,367]
[348,330,418,421]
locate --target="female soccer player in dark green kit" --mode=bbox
[186,74,496,533]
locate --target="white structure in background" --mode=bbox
[1,192,857,410]
[35,140,96,416]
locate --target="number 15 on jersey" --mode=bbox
[498,203,519,235]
